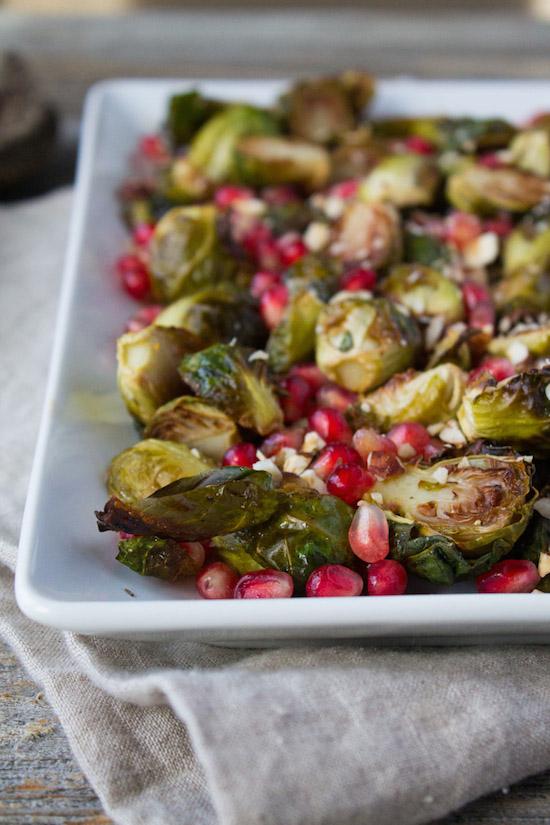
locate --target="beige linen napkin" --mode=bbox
[2,190,550,825]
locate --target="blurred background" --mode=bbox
[1,0,550,200]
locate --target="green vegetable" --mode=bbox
[284,254,341,300]
[373,116,514,152]
[117,535,204,580]
[488,323,550,360]
[515,508,550,592]
[162,157,211,204]
[381,264,464,323]
[144,396,239,461]
[509,128,550,177]
[360,155,439,208]
[235,136,330,191]
[447,163,550,214]
[166,90,221,147]
[179,343,283,435]
[493,268,550,314]
[403,231,451,269]
[267,287,325,373]
[426,323,473,371]
[503,220,550,277]
[332,201,402,268]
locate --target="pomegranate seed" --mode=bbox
[311,442,363,481]
[132,223,155,247]
[348,503,390,563]
[215,185,254,209]
[178,541,206,574]
[222,442,258,468]
[404,135,435,155]
[367,559,408,596]
[469,356,516,384]
[138,134,169,162]
[259,284,288,329]
[242,223,281,270]
[327,463,375,505]
[483,215,513,238]
[261,426,305,457]
[306,564,363,597]
[279,375,314,423]
[477,152,505,169]
[366,450,404,480]
[462,280,495,332]
[289,362,327,393]
[445,212,482,250]
[118,531,135,540]
[315,383,358,414]
[234,569,294,599]
[117,254,151,300]
[125,304,163,332]
[308,408,352,444]
[422,438,447,462]
[278,233,308,267]
[329,179,360,199]
[387,422,431,458]
[256,236,282,271]
[353,428,398,462]
[196,562,239,599]
[476,559,540,594]
[262,184,298,205]
[340,267,377,292]
[250,270,281,298]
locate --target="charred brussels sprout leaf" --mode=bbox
[332,201,402,268]
[117,325,201,425]
[509,129,550,178]
[96,467,281,541]
[267,287,325,373]
[107,438,213,504]
[457,370,550,451]
[117,536,203,580]
[235,136,330,191]
[360,155,439,208]
[167,91,222,148]
[144,396,239,461]
[381,264,464,323]
[315,294,421,393]
[179,343,283,435]
[447,163,550,214]
[368,455,533,554]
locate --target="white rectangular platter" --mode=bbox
[15,78,550,642]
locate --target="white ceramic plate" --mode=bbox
[15,78,550,642]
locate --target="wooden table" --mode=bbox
[2,8,550,822]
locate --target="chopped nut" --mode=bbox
[304,221,331,252]
[301,430,326,454]
[283,452,311,476]
[397,443,417,460]
[300,469,327,493]
[538,552,550,578]
[233,197,266,217]
[432,467,449,484]
[252,457,282,483]
[190,448,201,458]
[248,349,269,362]
[427,422,445,436]
[370,491,384,505]
[323,195,345,220]
[424,315,445,350]
[439,419,467,447]
[507,341,529,365]
[545,384,550,402]
[463,232,499,268]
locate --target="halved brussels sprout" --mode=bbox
[179,343,283,435]
[373,116,515,152]
[144,396,239,461]
[315,294,421,392]
[235,136,330,191]
[488,323,550,360]
[403,229,451,270]
[117,325,200,424]
[447,163,550,214]
[509,129,550,177]
[381,264,464,323]
[426,323,473,370]
[117,535,204,580]
[96,467,281,541]
[166,90,222,147]
[493,268,550,314]
[284,254,341,300]
[267,287,325,373]
[331,201,402,268]
[106,438,212,504]
[457,370,550,451]
[369,454,533,554]
[360,155,439,208]
[329,132,383,183]
[352,364,467,430]
[162,157,211,203]
[503,220,550,277]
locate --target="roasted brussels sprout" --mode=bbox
[426,322,474,370]
[284,254,341,300]
[166,90,222,147]
[144,396,239,460]
[360,155,439,208]
[369,455,533,554]
[503,220,550,277]
[116,535,204,580]
[352,364,466,430]
[488,323,550,360]
[403,229,451,270]
[373,116,514,153]
[179,343,283,435]
[315,294,421,393]
[117,325,200,424]
[381,264,464,323]
[187,104,279,183]
[149,205,237,303]
[96,467,281,541]
[106,438,212,503]
[493,269,550,314]
[457,370,550,451]
[162,157,211,203]
[331,201,401,268]
[509,129,550,178]
[267,287,325,373]
[447,163,550,214]
[235,136,330,191]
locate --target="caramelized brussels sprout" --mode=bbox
[503,220,550,277]
[107,438,212,504]
[144,396,239,460]
[493,268,550,314]
[381,264,464,323]
[360,155,439,208]
[403,229,451,270]
[235,136,330,191]
[284,254,341,300]
[162,157,211,203]
[457,370,550,451]
[509,129,550,177]
[352,364,467,430]
[331,201,401,267]
[368,455,533,554]
[267,287,325,373]
[315,294,421,392]
[329,131,383,182]
[117,535,204,580]
[117,325,200,424]
[166,90,221,147]
[187,104,279,182]
[96,467,281,540]
[179,343,283,435]
[373,116,514,153]
[447,163,550,214]
[488,323,550,360]
[426,323,474,370]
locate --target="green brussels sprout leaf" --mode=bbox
[144,396,239,461]
[117,535,203,580]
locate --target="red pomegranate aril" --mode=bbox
[259,284,288,329]
[340,267,377,292]
[132,223,155,247]
[118,531,136,540]
[366,450,403,480]
[117,255,151,300]
[483,215,513,238]
[222,442,258,468]
[215,185,254,209]
[387,422,431,457]
[279,375,313,423]
[462,281,495,331]
[289,362,327,393]
[315,383,358,414]
[261,426,305,457]
[250,270,281,298]
[196,562,239,600]
[125,304,163,332]
[445,212,482,249]
[311,443,363,481]
[308,407,353,444]
[348,503,390,563]
[242,223,281,270]
[278,233,308,267]
[329,179,359,199]
[178,542,206,574]
[404,135,435,155]
[353,427,398,462]
[477,152,504,169]
[234,569,294,599]
[476,559,540,594]
[422,438,447,461]
[306,564,363,597]
[138,134,169,162]
[367,559,408,596]
[469,356,516,384]
[326,463,375,505]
